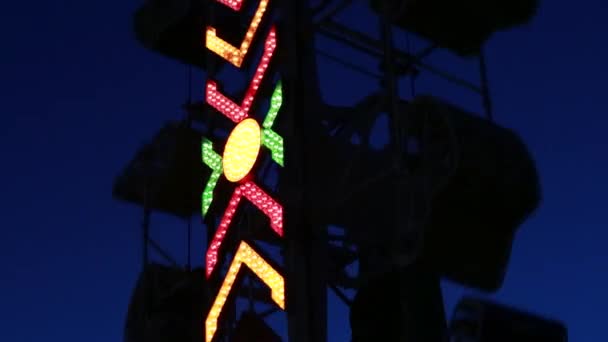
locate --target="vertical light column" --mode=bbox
[200,1,288,341]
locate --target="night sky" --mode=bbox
[1,0,607,341]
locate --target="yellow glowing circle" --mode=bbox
[223,118,262,182]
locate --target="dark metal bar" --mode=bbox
[247,276,256,312]
[379,5,411,342]
[318,21,482,94]
[379,0,402,159]
[404,33,419,98]
[317,25,386,63]
[187,217,192,271]
[148,237,179,267]
[316,49,382,79]
[142,184,151,269]
[281,1,328,341]
[331,272,359,289]
[479,50,494,121]
[141,182,151,338]
[330,285,353,307]
[259,307,279,318]
[313,0,354,24]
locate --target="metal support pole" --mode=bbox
[379,2,402,163]
[378,4,411,342]
[141,182,151,324]
[142,183,151,269]
[281,1,328,341]
[479,49,494,121]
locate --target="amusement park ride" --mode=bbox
[114,0,568,341]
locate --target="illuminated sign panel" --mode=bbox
[201,81,284,225]
[201,0,285,341]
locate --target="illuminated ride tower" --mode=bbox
[114,0,568,341]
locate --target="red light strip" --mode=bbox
[205,27,277,123]
[206,181,283,278]
[215,0,245,11]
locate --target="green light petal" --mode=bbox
[261,80,284,166]
[262,80,282,129]
[262,129,284,166]
[202,139,223,217]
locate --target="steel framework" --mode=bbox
[121,0,504,341]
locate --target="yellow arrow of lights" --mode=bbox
[205,241,285,342]
[206,0,270,67]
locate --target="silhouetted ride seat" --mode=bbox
[450,297,568,341]
[409,95,541,291]
[112,122,208,218]
[369,0,539,56]
[315,95,540,292]
[134,0,241,68]
[124,264,208,342]
[349,262,446,342]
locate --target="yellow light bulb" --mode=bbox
[222,118,262,182]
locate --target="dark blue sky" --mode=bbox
[1,1,607,341]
